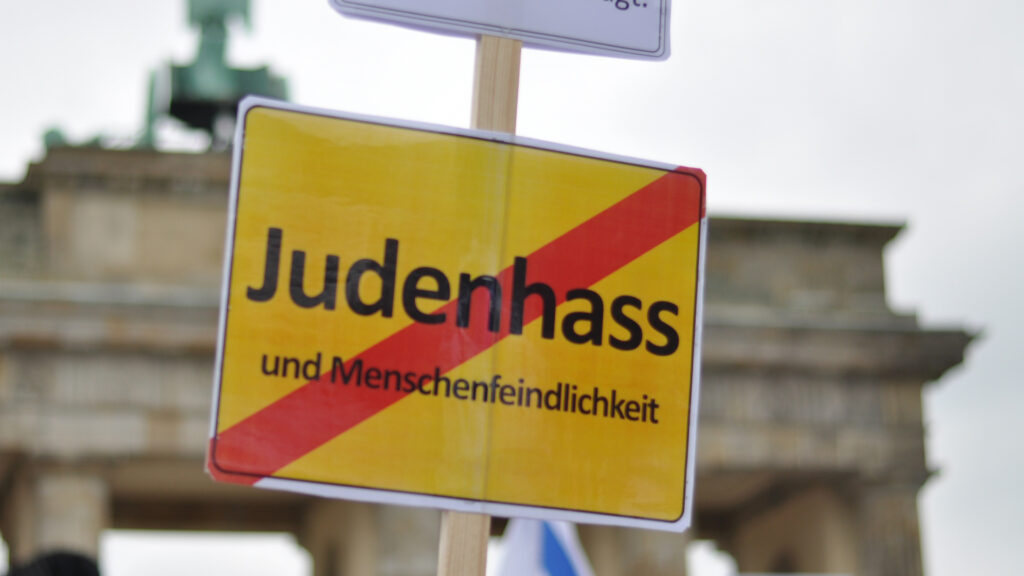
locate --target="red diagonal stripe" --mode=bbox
[210,167,704,484]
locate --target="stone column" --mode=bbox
[374,505,440,576]
[301,502,440,576]
[620,527,690,576]
[857,481,924,576]
[300,500,377,576]
[35,472,109,558]
[727,485,859,574]
[0,464,35,565]
[579,525,689,576]
[579,525,625,576]
[23,470,109,562]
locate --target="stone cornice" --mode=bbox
[703,317,974,381]
[13,147,231,198]
[0,281,218,354]
[0,280,974,380]
[710,215,905,247]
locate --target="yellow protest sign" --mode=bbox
[208,97,706,531]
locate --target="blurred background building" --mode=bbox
[0,1,972,575]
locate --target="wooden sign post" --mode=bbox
[209,6,705,572]
[436,34,522,576]
[472,35,522,133]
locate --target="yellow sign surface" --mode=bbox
[208,97,706,531]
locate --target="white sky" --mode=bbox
[2,1,1022,575]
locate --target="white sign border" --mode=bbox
[208,96,703,532]
[329,0,671,60]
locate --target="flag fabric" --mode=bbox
[496,519,596,576]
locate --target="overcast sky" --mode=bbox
[2,1,1022,575]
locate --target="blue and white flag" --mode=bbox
[496,519,595,576]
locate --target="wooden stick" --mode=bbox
[436,34,523,576]
[471,35,522,132]
[437,510,491,576]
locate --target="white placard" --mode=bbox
[330,0,670,60]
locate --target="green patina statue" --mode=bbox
[142,0,287,148]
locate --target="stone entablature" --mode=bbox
[0,147,972,576]
[706,217,905,322]
[2,147,230,283]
